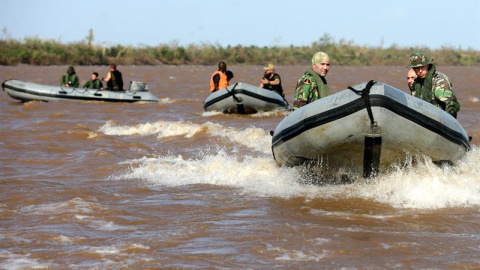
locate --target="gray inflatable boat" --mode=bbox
[2,79,160,103]
[271,80,471,178]
[204,82,288,114]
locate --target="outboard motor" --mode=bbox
[129,81,148,92]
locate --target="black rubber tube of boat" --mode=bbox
[363,136,382,178]
[348,80,381,178]
[348,80,377,128]
[1,80,7,91]
[224,83,246,114]
[225,83,240,102]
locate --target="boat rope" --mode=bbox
[224,83,240,102]
[75,88,90,93]
[60,87,92,94]
[66,87,141,96]
[59,86,76,94]
[116,90,139,96]
[348,80,377,129]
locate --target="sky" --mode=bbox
[1,0,479,50]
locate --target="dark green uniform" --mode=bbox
[60,72,79,87]
[293,68,330,110]
[83,79,103,89]
[413,65,460,118]
[409,51,460,118]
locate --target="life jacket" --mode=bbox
[210,71,228,92]
[62,73,79,87]
[304,68,330,99]
[107,70,124,90]
[91,79,102,89]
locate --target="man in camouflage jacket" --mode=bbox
[293,51,331,110]
[409,51,460,118]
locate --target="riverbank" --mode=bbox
[1,37,479,66]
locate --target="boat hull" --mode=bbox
[2,79,160,103]
[271,81,471,177]
[204,82,288,114]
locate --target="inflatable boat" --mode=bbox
[271,80,471,178]
[204,82,289,114]
[2,79,160,103]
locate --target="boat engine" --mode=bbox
[129,81,148,92]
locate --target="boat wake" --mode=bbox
[101,119,480,209]
[99,120,272,154]
[114,146,480,209]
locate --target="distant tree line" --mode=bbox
[0,32,479,66]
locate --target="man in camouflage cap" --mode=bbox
[293,51,331,110]
[409,51,460,118]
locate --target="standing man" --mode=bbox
[210,61,231,92]
[83,72,103,89]
[102,64,124,91]
[408,51,460,118]
[293,51,331,110]
[260,64,284,97]
[406,68,417,95]
[60,66,80,87]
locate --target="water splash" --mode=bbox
[118,146,480,209]
[99,120,272,154]
[357,146,480,208]
[106,119,480,209]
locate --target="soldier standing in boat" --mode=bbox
[60,66,80,88]
[260,63,284,98]
[408,51,460,118]
[293,51,331,110]
[102,64,124,91]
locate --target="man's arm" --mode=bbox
[433,75,460,117]
[103,72,111,82]
[72,75,80,87]
[212,73,220,90]
[293,77,312,110]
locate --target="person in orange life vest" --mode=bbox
[210,62,233,92]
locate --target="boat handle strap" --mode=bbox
[225,83,240,102]
[348,80,377,128]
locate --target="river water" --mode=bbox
[1,65,479,269]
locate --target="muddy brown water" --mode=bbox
[1,65,479,269]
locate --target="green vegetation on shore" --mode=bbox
[1,33,479,66]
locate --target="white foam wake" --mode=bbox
[99,120,272,154]
[118,146,480,209]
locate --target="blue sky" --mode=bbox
[1,0,479,50]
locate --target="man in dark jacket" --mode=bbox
[260,63,284,97]
[102,64,123,90]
